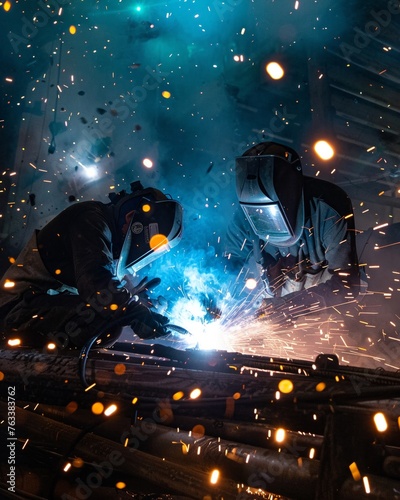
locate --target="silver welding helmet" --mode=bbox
[236,142,304,247]
[111,183,183,279]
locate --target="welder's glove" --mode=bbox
[130,276,162,309]
[256,289,327,325]
[129,303,171,339]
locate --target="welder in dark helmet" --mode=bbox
[224,142,362,323]
[0,181,183,349]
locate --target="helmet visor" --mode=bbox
[241,202,293,240]
[117,199,183,279]
[236,154,303,246]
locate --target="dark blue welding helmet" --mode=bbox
[110,182,183,278]
[236,142,304,247]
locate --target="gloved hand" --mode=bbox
[129,303,171,339]
[256,289,326,325]
[130,276,162,308]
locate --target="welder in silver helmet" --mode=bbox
[224,142,361,323]
[0,181,183,349]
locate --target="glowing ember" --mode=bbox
[104,404,118,416]
[189,388,202,399]
[373,412,388,432]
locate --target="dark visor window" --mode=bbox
[242,204,292,238]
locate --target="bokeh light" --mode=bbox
[149,233,168,250]
[91,402,104,415]
[278,379,294,394]
[373,412,388,432]
[314,140,335,160]
[266,61,284,80]
[245,277,257,290]
[142,158,153,168]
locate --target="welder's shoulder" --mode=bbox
[303,177,352,218]
[38,202,111,245]
[48,201,109,227]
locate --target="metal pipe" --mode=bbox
[129,421,320,500]
[2,402,243,500]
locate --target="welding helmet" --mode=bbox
[110,182,183,278]
[236,142,304,247]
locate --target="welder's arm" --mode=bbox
[305,206,360,305]
[70,211,133,316]
[262,203,360,307]
[63,212,171,339]
[258,207,360,322]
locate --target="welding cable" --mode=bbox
[78,310,139,388]
[78,318,191,388]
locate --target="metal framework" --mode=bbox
[1,344,400,499]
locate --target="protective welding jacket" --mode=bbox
[0,201,131,321]
[224,177,361,306]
